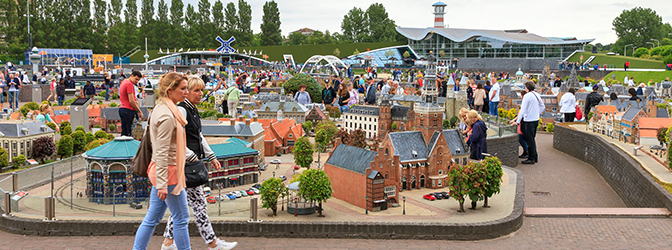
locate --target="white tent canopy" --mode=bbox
[299,55,348,75]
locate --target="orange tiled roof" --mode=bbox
[265,129,281,146]
[257,118,277,128]
[88,108,101,117]
[9,112,21,120]
[53,114,70,124]
[638,117,672,130]
[640,130,659,138]
[271,118,295,138]
[595,105,617,115]
[291,124,304,137]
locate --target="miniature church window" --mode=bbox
[385,148,389,155]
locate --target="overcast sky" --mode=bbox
[175,0,671,44]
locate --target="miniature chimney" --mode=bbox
[245,119,250,126]
[230,119,236,126]
[238,117,244,122]
[253,117,258,122]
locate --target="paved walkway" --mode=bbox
[518,133,626,208]
[1,217,671,249]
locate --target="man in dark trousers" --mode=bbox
[118,71,143,136]
[584,85,604,119]
[511,81,545,165]
[365,78,377,105]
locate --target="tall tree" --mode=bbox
[139,0,155,48]
[212,0,225,37]
[224,2,238,39]
[169,0,184,48]
[612,7,667,55]
[196,0,212,47]
[183,4,198,48]
[237,0,253,46]
[364,3,397,43]
[155,0,169,49]
[107,0,125,54]
[260,0,281,46]
[93,0,108,53]
[124,0,139,54]
[340,7,366,43]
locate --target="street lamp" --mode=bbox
[646,42,655,48]
[651,39,660,48]
[624,44,633,57]
[23,0,33,48]
[365,196,369,215]
[403,196,406,215]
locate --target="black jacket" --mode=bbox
[178,100,204,160]
[365,84,377,105]
[584,92,604,115]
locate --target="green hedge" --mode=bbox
[566,52,665,69]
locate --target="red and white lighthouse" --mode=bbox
[432,2,447,28]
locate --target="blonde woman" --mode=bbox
[458,108,471,136]
[160,77,237,250]
[466,110,487,160]
[36,104,59,132]
[133,72,191,250]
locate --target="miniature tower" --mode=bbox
[432,2,447,28]
[415,52,444,142]
[515,66,524,83]
[378,95,392,138]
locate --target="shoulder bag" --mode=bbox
[185,160,209,188]
[132,117,152,178]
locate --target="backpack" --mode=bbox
[322,88,333,103]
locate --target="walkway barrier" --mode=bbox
[248,197,260,222]
[3,192,9,216]
[44,197,55,221]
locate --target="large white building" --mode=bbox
[342,106,379,139]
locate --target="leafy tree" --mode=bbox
[260,0,282,46]
[391,122,398,130]
[283,73,322,103]
[154,0,170,49]
[612,7,667,54]
[663,38,672,46]
[197,0,214,48]
[124,0,139,53]
[237,0,253,46]
[139,0,155,47]
[657,127,668,146]
[13,154,26,167]
[285,32,307,45]
[57,135,74,158]
[349,129,366,149]
[298,169,333,217]
[86,132,96,144]
[60,121,72,136]
[46,122,57,132]
[169,0,184,48]
[329,106,341,119]
[85,141,101,151]
[481,157,503,208]
[448,163,470,212]
[212,0,225,40]
[224,2,238,39]
[293,136,314,169]
[302,121,313,133]
[260,177,288,216]
[340,7,367,43]
[94,130,108,139]
[0,148,7,169]
[71,130,87,153]
[633,47,650,58]
[75,126,85,133]
[315,120,337,148]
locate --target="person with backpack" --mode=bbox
[321,79,336,107]
[365,78,377,105]
[294,84,311,105]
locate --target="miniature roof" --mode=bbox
[345,105,380,116]
[226,137,251,147]
[259,101,309,113]
[442,129,467,155]
[270,118,297,138]
[326,144,377,175]
[595,105,618,115]
[657,108,669,118]
[638,117,672,130]
[621,106,642,121]
[209,142,259,158]
[426,131,442,156]
[202,122,264,136]
[391,105,411,118]
[367,170,380,179]
[307,106,327,120]
[84,136,139,160]
[388,131,428,162]
[0,121,55,137]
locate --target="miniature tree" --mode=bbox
[110,102,118,107]
[108,124,117,132]
[85,132,95,144]
[75,126,85,133]
[481,157,504,208]
[85,141,101,151]
[32,136,56,163]
[302,121,313,134]
[260,177,289,216]
[94,130,108,139]
[294,136,314,169]
[0,148,7,169]
[447,163,470,212]
[106,133,115,140]
[315,121,338,148]
[298,169,333,217]
[334,129,351,146]
[57,135,74,158]
[283,73,323,103]
[391,122,398,131]
[657,127,668,146]
[13,154,26,167]
[467,162,486,210]
[329,106,341,118]
[349,129,367,149]
[71,130,87,154]
[60,121,72,136]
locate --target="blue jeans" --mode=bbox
[519,134,528,153]
[133,185,191,250]
[105,85,109,101]
[489,101,499,116]
[57,95,64,106]
[8,90,18,109]
[340,105,350,114]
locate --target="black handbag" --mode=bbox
[185,160,209,188]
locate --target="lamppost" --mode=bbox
[624,44,633,57]
[651,39,660,48]
[273,171,275,178]
[23,0,33,48]
[112,184,123,217]
[365,196,369,215]
[403,196,406,215]
[218,183,221,216]
[646,42,655,48]
[294,197,298,217]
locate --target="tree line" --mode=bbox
[0,0,401,60]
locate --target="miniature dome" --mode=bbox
[83,136,140,160]
[432,1,447,6]
[516,67,524,76]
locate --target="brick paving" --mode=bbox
[1,217,672,249]
[518,133,626,208]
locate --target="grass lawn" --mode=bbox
[566,52,665,69]
[602,71,672,83]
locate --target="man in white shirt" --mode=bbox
[624,75,629,85]
[511,81,545,165]
[489,78,500,116]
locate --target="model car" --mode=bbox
[130,202,143,209]
[433,192,444,200]
[439,192,449,199]
[246,190,255,195]
[226,193,237,200]
[249,187,260,194]
[252,184,261,189]
[270,159,281,164]
[240,190,248,197]
[231,191,241,198]
[423,194,436,201]
[280,175,288,181]
[206,196,217,204]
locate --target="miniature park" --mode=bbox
[1,1,672,245]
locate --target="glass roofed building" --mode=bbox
[341,45,419,67]
[396,2,593,61]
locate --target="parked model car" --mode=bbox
[206,196,217,204]
[423,194,436,201]
[245,190,255,195]
[433,192,444,200]
[226,193,237,200]
[252,184,261,189]
[231,191,241,198]
[439,192,449,199]
[270,159,281,164]
[249,187,260,194]
[279,175,287,181]
[130,202,143,209]
[240,190,248,197]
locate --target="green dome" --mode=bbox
[83,136,140,160]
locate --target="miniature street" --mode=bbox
[3,134,672,249]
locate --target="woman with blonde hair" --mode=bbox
[133,72,191,250]
[36,103,59,132]
[458,108,471,135]
[466,110,488,160]
[160,77,237,250]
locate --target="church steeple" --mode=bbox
[414,51,444,143]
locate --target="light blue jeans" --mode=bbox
[8,90,18,109]
[133,185,191,250]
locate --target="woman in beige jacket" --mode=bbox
[473,82,487,112]
[133,72,191,250]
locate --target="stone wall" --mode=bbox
[0,167,525,240]
[553,125,672,210]
[458,58,560,72]
[19,84,52,103]
[487,134,519,168]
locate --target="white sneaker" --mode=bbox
[208,239,237,250]
[161,243,178,250]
